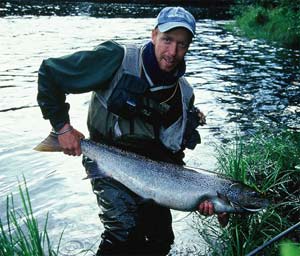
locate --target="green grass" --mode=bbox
[0,178,63,256]
[195,129,300,256]
[227,5,300,49]
[280,241,300,256]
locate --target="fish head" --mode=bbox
[225,182,269,213]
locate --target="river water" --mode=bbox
[0,1,299,255]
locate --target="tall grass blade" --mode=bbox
[0,178,64,256]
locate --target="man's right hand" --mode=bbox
[198,200,229,227]
[57,123,85,156]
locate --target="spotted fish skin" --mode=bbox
[79,139,268,213]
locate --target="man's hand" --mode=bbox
[197,110,206,126]
[198,200,229,227]
[57,123,85,156]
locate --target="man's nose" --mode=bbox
[168,43,177,57]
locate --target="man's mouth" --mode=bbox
[162,57,177,70]
[164,57,175,65]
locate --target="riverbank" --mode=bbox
[196,129,300,255]
[230,2,300,49]
[0,0,233,19]
[2,0,235,7]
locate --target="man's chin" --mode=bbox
[159,59,177,73]
[161,65,176,73]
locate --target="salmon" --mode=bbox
[34,134,269,213]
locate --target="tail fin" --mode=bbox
[34,133,62,152]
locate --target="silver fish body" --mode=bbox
[80,139,268,213]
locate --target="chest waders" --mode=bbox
[84,45,194,256]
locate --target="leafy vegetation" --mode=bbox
[195,130,300,256]
[228,0,300,48]
[0,178,63,256]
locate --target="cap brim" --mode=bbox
[158,22,195,36]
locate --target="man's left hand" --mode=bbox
[197,110,206,126]
[198,200,229,227]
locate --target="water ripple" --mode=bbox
[59,240,86,256]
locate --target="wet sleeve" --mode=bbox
[37,40,124,131]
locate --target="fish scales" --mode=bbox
[80,139,267,212]
[82,139,202,210]
[34,135,268,213]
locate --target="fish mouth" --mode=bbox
[230,199,269,213]
[239,205,265,213]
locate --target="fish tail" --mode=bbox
[33,132,62,152]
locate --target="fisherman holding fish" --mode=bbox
[37,6,229,255]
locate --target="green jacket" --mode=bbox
[37,40,200,162]
[37,40,124,131]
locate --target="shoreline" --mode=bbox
[1,0,233,19]
[2,0,235,7]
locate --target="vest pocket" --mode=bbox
[107,73,149,120]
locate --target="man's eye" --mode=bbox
[163,37,171,43]
[179,42,188,49]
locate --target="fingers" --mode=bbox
[197,109,206,126]
[197,110,206,126]
[75,129,85,140]
[58,128,85,156]
[198,200,214,216]
[198,201,230,227]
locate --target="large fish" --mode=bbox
[34,134,269,213]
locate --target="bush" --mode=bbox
[229,2,300,48]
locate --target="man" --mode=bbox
[37,6,228,255]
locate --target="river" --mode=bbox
[0,1,299,255]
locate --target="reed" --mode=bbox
[195,129,300,256]
[0,178,63,256]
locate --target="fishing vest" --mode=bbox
[87,44,194,152]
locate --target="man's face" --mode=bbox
[151,27,192,73]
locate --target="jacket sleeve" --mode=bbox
[37,40,124,131]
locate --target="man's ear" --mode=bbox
[151,28,158,44]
